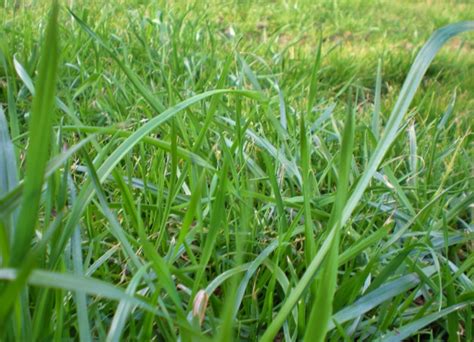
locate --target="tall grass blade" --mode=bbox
[0,268,160,315]
[261,21,474,341]
[342,21,474,226]
[379,302,470,342]
[9,2,60,266]
[330,268,436,330]
[0,106,18,252]
[304,91,355,342]
[69,175,92,342]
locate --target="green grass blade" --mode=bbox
[261,227,337,341]
[0,136,94,219]
[379,302,470,342]
[300,114,316,266]
[304,91,355,342]
[342,21,474,226]
[0,268,160,315]
[262,22,474,341]
[107,264,149,342]
[220,117,301,182]
[9,2,60,266]
[193,154,228,294]
[59,125,214,170]
[69,9,166,114]
[0,105,18,255]
[13,56,35,95]
[69,175,92,342]
[371,58,382,140]
[52,88,261,267]
[0,45,20,147]
[307,33,322,115]
[330,267,437,330]
[0,106,18,196]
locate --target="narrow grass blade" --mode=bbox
[13,56,35,95]
[80,151,145,276]
[379,302,470,342]
[0,136,95,219]
[52,88,261,267]
[69,175,92,342]
[69,9,166,113]
[9,2,60,266]
[338,225,389,266]
[304,91,355,342]
[0,268,159,315]
[107,264,149,342]
[220,116,301,182]
[330,267,437,330]
[300,114,316,266]
[0,105,18,255]
[342,22,474,226]
[0,106,18,196]
[0,46,20,145]
[307,33,322,115]
[371,59,382,140]
[261,21,474,341]
[193,155,228,293]
[59,125,214,170]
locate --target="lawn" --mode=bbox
[0,0,473,341]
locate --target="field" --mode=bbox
[0,0,473,341]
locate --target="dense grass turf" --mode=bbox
[0,0,473,340]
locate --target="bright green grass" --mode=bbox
[0,0,473,341]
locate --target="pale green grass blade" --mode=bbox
[311,103,336,133]
[407,122,418,187]
[371,59,382,140]
[0,105,18,256]
[300,114,316,266]
[13,56,35,95]
[238,54,262,91]
[262,22,474,341]
[0,106,18,196]
[107,264,149,342]
[0,136,94,218]
[52,88,261,267]
[69,175,92,342]
[338,225,389,266]
[193,155,228,294]
[379,302,470,342]
[60,125,214,170]
[305,92,355,342]
[342,21,474,226]
[13,52,83,127]
[0,268,159,315]
[220,116,301,182]
[307,33,322,115]
[330,267,437,330]
[68,9,166,114]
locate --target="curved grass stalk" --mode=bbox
[261,21,474,341]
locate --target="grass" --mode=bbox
[0,0,473,341]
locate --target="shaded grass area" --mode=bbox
[0,0,473,341]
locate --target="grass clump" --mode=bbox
[0,1,473,341]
